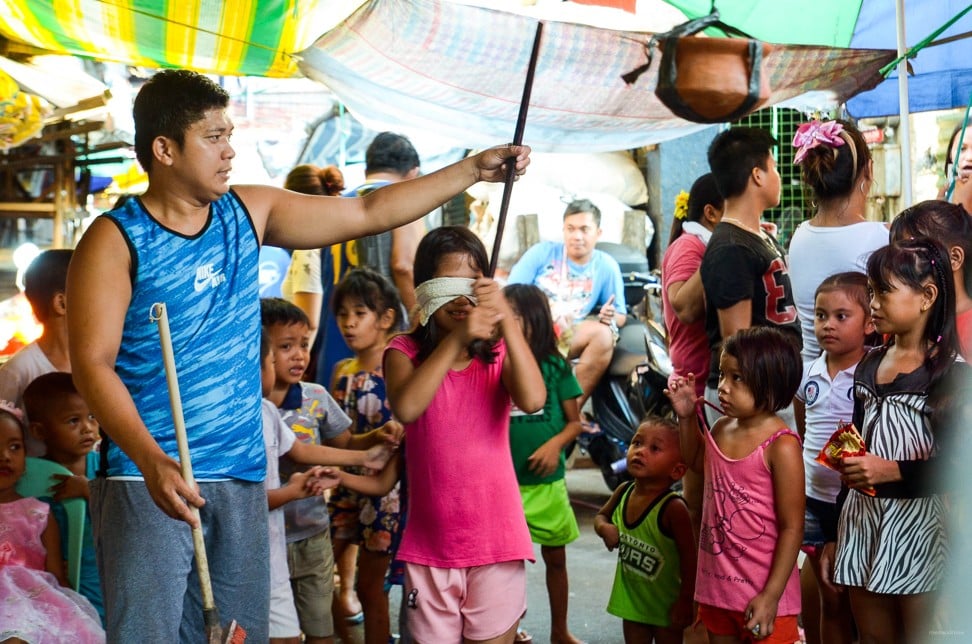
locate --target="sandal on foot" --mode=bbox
[515,629,533,643]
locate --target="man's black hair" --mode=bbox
[24,249,72,324]
[133,69,230,173]
[365,132,420,177]
[563,198,602,227]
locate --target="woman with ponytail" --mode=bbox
[788,119,888,364]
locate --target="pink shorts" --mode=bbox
[404,560,526,642]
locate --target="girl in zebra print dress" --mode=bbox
[822,238,968,643]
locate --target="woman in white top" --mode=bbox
[788,119,888,363]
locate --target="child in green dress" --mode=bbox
[504,283,584,644]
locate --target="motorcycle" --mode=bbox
[575,242,674,491]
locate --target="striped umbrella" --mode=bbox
[0,0,345,77]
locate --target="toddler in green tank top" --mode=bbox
[594,417,696,644]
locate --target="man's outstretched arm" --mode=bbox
[248,145,531,250]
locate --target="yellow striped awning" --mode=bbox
[0,0,346,78]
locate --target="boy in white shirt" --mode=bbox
[259,328,391,643]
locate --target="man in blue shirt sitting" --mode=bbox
[508,199,626,406]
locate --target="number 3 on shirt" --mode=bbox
[762,257,797,324]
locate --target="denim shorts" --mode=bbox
[802,495,839,555]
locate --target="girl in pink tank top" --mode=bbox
[383,227,545,643]
[667,327,804,643]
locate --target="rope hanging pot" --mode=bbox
[656,36,772,123]
[623,10,771,124]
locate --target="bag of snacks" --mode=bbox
[815,421,876,496]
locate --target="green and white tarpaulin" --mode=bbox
[0,0,339,77]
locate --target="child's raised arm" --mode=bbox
[593,483,628,551]
[328,452,402,497]
[665,375,705,473]
[288,439,394,472]
[385,329,470,423]
[41,510,68,587]
[743,433,805,636]
[483,280,545,413]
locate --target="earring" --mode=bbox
[859,181,867,196]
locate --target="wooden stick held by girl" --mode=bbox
[384,226,544,643]
[666,327,804,643]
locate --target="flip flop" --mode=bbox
[345,610,364,625]
[515,629,533,643]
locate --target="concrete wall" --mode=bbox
[645,126,719,260]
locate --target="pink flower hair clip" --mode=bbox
[0,399,24,422]
[792,120,845,165]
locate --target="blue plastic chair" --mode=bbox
[15,456,85,590]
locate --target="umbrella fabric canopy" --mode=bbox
[612,0,972,118]
[298,0,894,152]
[845,0,972,118]
[662,0,865,46]
[0,0,355,77]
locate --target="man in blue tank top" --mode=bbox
[66,69,531,643]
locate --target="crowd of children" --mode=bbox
[2,70,970,644]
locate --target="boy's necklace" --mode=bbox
[721,217,763,236]
[721,217,780,254]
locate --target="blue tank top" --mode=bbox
[104,191,265,481]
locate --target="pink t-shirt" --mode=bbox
[662,233,709,396]
[958,307,972,362]
[386,335,534,568]
[695,427,802,616]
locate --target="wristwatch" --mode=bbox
[605,318,619,343]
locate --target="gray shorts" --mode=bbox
[90,478,270,643]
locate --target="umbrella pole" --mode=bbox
[895,0,913,208]
[488,21,544,278]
